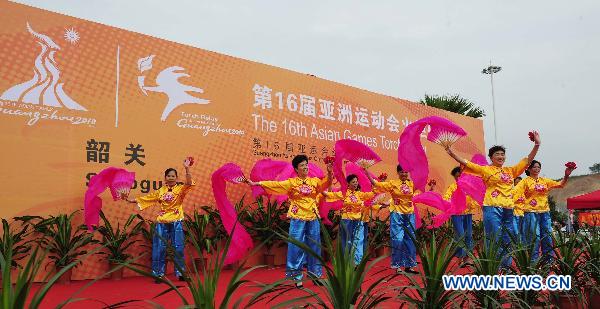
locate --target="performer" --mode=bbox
[445,131,540,268]
[443,166,478,267]
[363,165,434,274]
[512,176,526,243]
[515,160,573,263]
[322,174,375,264]
[244,155,332,287]
[125,158,195,282]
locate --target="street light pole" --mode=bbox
[482,61,502,145]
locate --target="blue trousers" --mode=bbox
[523,212,555,262]
[514,215,524,243]
[483,206,516,268]
[152,221,185,277]
[287,219,322,280]
[340,219,366,264]
[390,212,416,268]
[451,214,473,258]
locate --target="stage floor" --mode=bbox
[29,257,441,308]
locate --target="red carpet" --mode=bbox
[29,257,453,308]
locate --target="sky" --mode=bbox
[13,0,600,179]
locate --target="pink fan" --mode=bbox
[399,116,467,192]
[108,170,135,200]
[425,116,467,148]
[334,139,381,193]
[249,159,289,198]
[84,167,136,231]
[335,139,381,168]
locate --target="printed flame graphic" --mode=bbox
[0,23,87,111]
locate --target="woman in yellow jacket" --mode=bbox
[245,155,332,287]
[322,174,375,265]
[126,158,195,282]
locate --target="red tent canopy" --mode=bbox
[567,189,600,210]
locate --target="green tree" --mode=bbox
[420,94,485,118]
[589,163,600,174]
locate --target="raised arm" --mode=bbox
[362,167,377,186]
[445,145,468,166]
[558,165,575,187]
[527,131,541,163]
[183,158,193,185]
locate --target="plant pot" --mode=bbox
[193,257,207,272]
[591,289,600,306]
[109,262,124,281]
[264,253,275,268]
[57,267,72,284]
[554,293,585,309]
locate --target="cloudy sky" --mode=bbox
[14,0,600,179]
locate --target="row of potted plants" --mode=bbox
[1,198,598,308]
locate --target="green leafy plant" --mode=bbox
[368,215,389,256]
[582,226,600,299]
[96,211,144,263]
[506,232,551,307]
[550,230,590,307]
[468,231,505,308]
[269,220,396,309]
[398,230,466,308]
[200,204,235,246]
[0,232,111,309]
[27,212,97,270]
[184,209,215,255]
[241,197,288,255]
[0,219,32,270]
[123,223,278,309]
[419,94,485,118]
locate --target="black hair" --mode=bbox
[346,174,361,191]
[292,155,309,170]
[525,160,541,176]
[164,168,178,177]
[397,164,405,173]
[451,166,462,177]
[488,145,506,158]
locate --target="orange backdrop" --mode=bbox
[0,2,485,280]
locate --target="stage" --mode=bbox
[29,256,451,308]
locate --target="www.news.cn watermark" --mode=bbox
[443,275,571,291]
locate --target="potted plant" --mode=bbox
[321,211,340,262]
[551,230,589,309]
[266,220,397,308]
[200,203,242,270]
[370,216,389,257]
[28,212,97,284]
[582,226,600,304]
[507,232,551,307]
[96,211,144,280]
[0,243,82,308]
[0,218,32,286]
[398,232,466,309]
[242,197,288,268]
[184,209,214,272]
[468,231,506,308]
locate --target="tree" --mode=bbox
[589,163,600,174]
[419,94,485,118]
